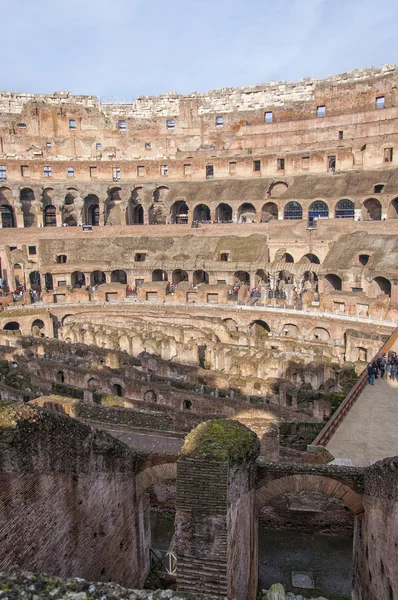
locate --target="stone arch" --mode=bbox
[170,200,189,224]
[71,271,86,288]
[238,202,256,222]
[324,274,342,292]
[144,390,157,403]
[216,203,232,223]
[104,187,122,226]
[256,474,363,515]
[301,253,320,264]
[255,269,269,285]
[308,200,329,226]
[136,462,177,497]
[249,320,270,335]
[312,327,330,341]
[223,318,238,333]
[90,270,106,286]
[29,271,41,291]
[20,188,36,227]
[172,269,188,285]
[63,191,78,226]
[362,198,382,221]
[268,181,288,198]
[31,319,45,336]
[388,198,398,219]
[84,194,100,226]
[55,371,64,384]
[153,186,169,203]
[283,201,302,220]
[61,314,73,326]
[111,270,127,284]
[335,199,355,219]
[193,203,211,222]
[372,277,391,298]
[43,205,57,227]
[234,271,250,284]
[261,202,278,221]
[281,323,299,337]
[193,270,209,285]
[3,321,20,331]
[0,204,16,228]
[87,377,100,391]
[112,383,124,396]
[13,263,24,287]
[152,269,168,282]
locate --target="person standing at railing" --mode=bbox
[367,363,375,385]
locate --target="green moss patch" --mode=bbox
[181,419,260,463]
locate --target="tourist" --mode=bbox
[367,363,375,385]
[390,361,397,381]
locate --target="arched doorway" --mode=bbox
[261,202,278,221]
[13,264,24,287]
[31,319,45,337]
[193,204,211,222]
[362,198,381,221]
[0,205,16,228]
[216,203,232,223]
[284,202,302,220]
[172,269,188,285]
[249,320,270,336]
[234,271,250,284]
[324,274,342,292]
[29,271,41,292]
[20,188,35,227]
[112,383,124,397]
[44,205,57,227]
[170,200,189,224]
[372,277,391,298]
[3,322,20,331]
[132,204,144,224]
[281,253,294,263]
[44,273,54,291]
[308,201,329,226]
[111,270,127,284]
[388,198,398,219]
[85,195,100,226]
[71,271,86,288]
[301,253,320,264]
[335,199,355,219]
[152,269,168,282]
[193,270,209,285]
[238,203,256,222]
[91,271,106,286]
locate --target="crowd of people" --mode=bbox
[367,352,398,385]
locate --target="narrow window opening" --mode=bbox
[277,158,285,170]
[264,111,273,123]
[253,160,261,172]
[317,105,326,118]
[69,119,77,130]
[376,96,385,109]
[328,155,336,172]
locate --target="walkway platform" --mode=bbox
[327,362,398,466]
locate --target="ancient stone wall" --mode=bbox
[0,400,151,588]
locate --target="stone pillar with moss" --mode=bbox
[175,419,260,600]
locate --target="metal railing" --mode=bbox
[313,326,398,446]
[150,548,177,577]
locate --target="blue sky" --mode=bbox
[2,0,398,99]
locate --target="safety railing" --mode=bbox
[313,326,398,447]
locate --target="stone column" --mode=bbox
[175,420,260,600]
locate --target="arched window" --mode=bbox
[193,270,209,285]
[362,198,381,221]
[284,202,302,220]
[152,269,168,282]
[71,271,86,288]
[261,202,278,221]
[216,203,232,223]
[132,204,144,224]
[111,270,127,284]
[372,277,391,298]
[112,383,123,397]
[238,203,256,222]
[3,321,20,331]
[44,205,57,227]
[324,274,342,292]
[170,200,189,224]
[29,271,41,291]
[308,201,328,226]
[91,271,106,286]
[388,198,398,219]
[193,204,211,222]
[234,271,250,283]
[44,273,54,290]
[56,371,65,383]
[302,253,320,264]
[172,269,188,284]
[0,205,16,228]
[335,199,355,219]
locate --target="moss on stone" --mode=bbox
[181,419,260,463]
[4,372,31,390]
[100,394,125,407]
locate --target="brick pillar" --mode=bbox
[175,420,260,600]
